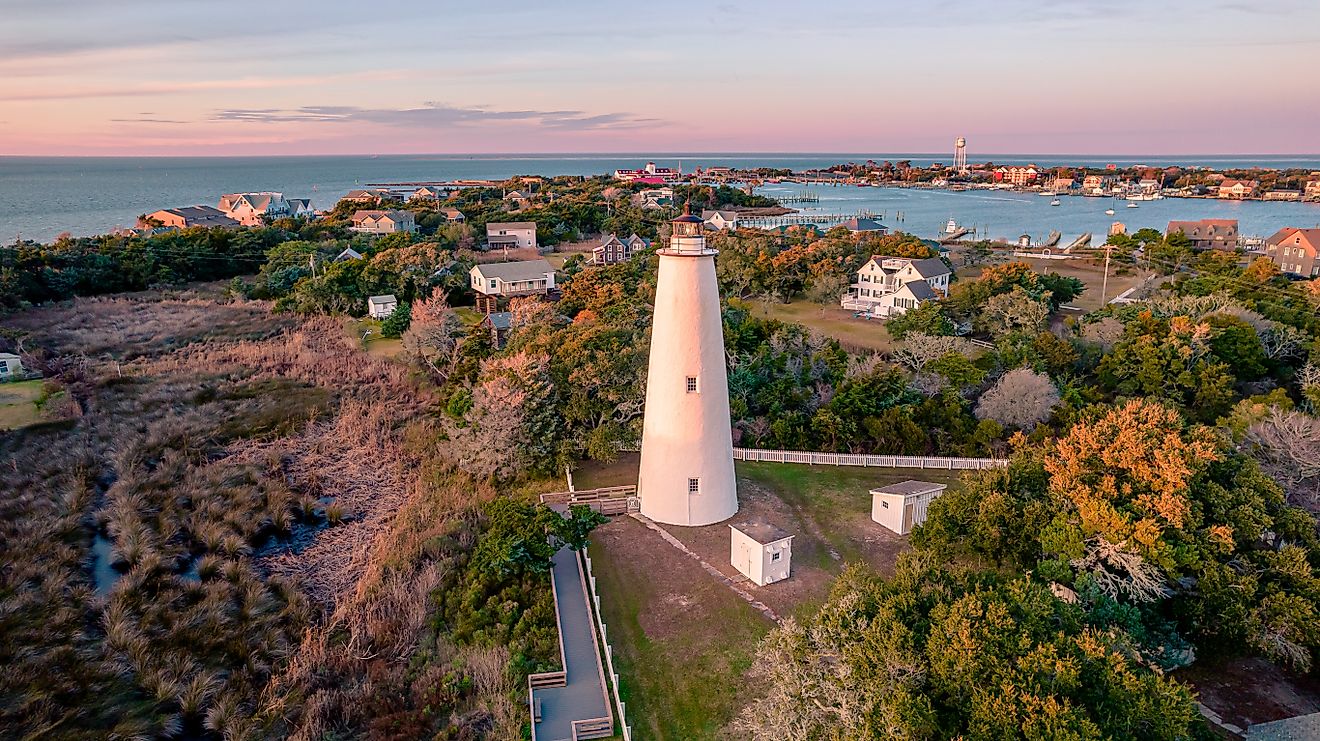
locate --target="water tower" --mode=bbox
[636,204,738,527]
[954,137,968,172]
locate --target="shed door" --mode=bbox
[903,501,915,533]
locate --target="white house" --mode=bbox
[591,233,649,265]
[871,480,948,535]
[350,210,416,234]
[730,522,793,587]
[367,294,398,319]
[335,247,363,262]
[841,255,951,317]
[702,209,740,231]
[470,259,556,304]
[0,353,24,381]
[486,221,537,251]
[638,187,674,209]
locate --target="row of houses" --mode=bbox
[1165,219,1320,277]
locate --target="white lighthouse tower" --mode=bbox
[637,204,738,527]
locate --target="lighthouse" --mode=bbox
[637,204,738,527]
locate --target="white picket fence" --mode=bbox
[732,447,1006,470]
[580,551,633,741]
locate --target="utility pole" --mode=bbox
[1100,243,1112,305]
[309,253,316,278]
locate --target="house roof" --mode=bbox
[351,209,409,223]
[702,209,739,221]
[0,352,20,361]
[842,217,887,232]
[367,294,397,306]
[900,280,938,300]
[902,256,950,279]
[730,521,793,545]
[481,312,513,330]
[871,480,947,497]
[335,247,363,261]
[472,259,555,282]
[1167,219,1238,235]
[487,221,536,232]
[151,206,240,227]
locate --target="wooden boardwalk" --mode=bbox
[531,547,613,741]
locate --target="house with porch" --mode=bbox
[1217,179,1259,199]
[137,206,240,230]
[470,259,556,312]
[840,255,951,317]
[486,221,537,251]
[217,192,297,225]
[702,209,740,231]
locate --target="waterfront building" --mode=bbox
[349,209,416,235]
[1166,219,1239,250]
[613,161,680,182]
[1264,190,1302,201]
[486,221,538,251]
[840,255,950,317]
[1264,228,1319,277]
[1305,179,1320,202]
[993,165,1040,186]
[137,206,240,230]
[637,205,738,527]
[840,217,889,234]
[1083,174,1117,195]
[1217,179,1260,199]
[218,192,296,226]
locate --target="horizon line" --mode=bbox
[4,151,1320,160]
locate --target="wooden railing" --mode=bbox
[527,551,571,741]
[541,486,637,515]
[732,447,1006,470]
[582,551,633,741]
[572,717,614,740]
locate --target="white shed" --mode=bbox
[871,480,948,535]
[0,353,23,380]
[367,294,398,319]
[730,522,793,587]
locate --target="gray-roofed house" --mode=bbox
[479,311,514,348]
[486,221,537,251]
[137,206,240,230]
[701,209,740,231]
[367,294,398,319]
[335,247,364,262]
[841,217,889,234]
[470,258,556,312]
[841,255,951,317]
[871,480,948,535]
[591,233,650,265]
[438,208,466,223]
[350,210,416,235]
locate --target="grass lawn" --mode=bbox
[345,318,405,359]
[589,516,772,741]
[0,379,46,430]
[958,255,1151,312]
[453,307,484,326]
[742,299,897,353]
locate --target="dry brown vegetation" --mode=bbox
[1,293,533,740]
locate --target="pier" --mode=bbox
[738,212,858,229]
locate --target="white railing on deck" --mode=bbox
[732,447,1006,470]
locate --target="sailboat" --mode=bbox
[1050,198,1061,206]
[1105,197,1116,216]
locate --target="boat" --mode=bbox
[1105,207,1115,215]
[1039,191,1057,197]
[1126,202,1140,209]
[1050,199,1061,206]
[945,218,959,234]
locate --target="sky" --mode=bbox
[2,0,1318,156]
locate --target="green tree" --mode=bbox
[379,301,412,338]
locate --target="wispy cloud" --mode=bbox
[110,117,187,124]
[211,103,662,131]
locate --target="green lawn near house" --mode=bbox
[588,516,771,741]
[743,299,898,353]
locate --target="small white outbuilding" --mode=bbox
[730,522,793,587]
[871,480,948,535]
[367,294,398,319]
[0,353,23,380]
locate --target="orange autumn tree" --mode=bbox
[1045,399,1220,567]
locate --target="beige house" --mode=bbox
[486,221,537,251]
[410,186,449,201]
[1217,179,1259,199]
[730,522,793,587]
[218,192,294,225]
[0,353,24,381]
[1264,228,1320,277]
[438,208,466,223]
[841,255,951,317]
[137,206,239,230]
[350,210,416,235]
[469,259,555,312]
[1167,219,1238,250]
[871,481,948,535]
[367,294,398,319]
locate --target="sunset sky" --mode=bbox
[3,0,1318,156]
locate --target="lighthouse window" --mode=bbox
[688,478,700,494]
[685,376,698,393]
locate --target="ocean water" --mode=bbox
[756,184,1320,243]
[2,153,1319,243]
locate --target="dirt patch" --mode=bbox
[1179,656,1320,729]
